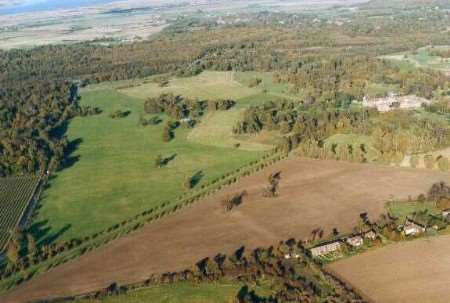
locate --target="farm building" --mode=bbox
[346,235,364,248]
[443,209,450,218]
[363,230,377,240]
[403,219,426,236]
[362,94,431,112]
[310,241,342,257]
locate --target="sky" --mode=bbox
[0,0,120,14]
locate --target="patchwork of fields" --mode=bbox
[327,235,450,303]
[3,158,450,302]
[0,176,40,250]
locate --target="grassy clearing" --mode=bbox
[34,87,262,242]
[76,281,241,303]
[382,46,450,73]
[233,71,295,101]
[119,71,260,101]
[386,200,439,221]
[75,279,274,303]
[187,109,272,151]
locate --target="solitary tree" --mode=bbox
[263,171,282,198]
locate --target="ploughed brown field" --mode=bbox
[327,235,450,303]
[2,158,450,303]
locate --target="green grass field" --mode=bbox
[77,282,241,303]
[34,83,264,242]
[75,280,274,303]
[187,109,272,151]
[119,71,260,101]
[386,201,440,221]
[382,46,450,74]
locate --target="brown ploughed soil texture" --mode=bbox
[2,158,450,303]
[327,235,450,303]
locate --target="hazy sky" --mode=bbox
[0,0,120,14]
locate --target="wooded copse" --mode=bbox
[144,93,235,120]
[0,81,79,176]
[234,97,450,165]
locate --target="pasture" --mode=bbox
[382,46,450,74]
[4,158,450,302]
[34,86,262,242]
[75,280,271,303]
[327,235,450,303]
[119,71,260,101]
[76,282,241,303]
[187,109,273,151]
[0,176,40,250]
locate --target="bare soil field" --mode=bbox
[327,235,450,303]
[2,158,450,303]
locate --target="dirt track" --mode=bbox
[327,235,450,303]
[2,158,450,303]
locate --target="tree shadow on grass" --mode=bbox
[28,220,72,246]
[60,138,83,170]
[162,153,177,166]
[191,170,204,188]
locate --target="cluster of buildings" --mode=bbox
[362,93,432,112]
[309,209,450,258]
[309,230,377,258]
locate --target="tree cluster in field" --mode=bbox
[109,110,130,119]
[76,106,102,117]
[279,55,446,102]
[144,93,235,121]
[233,100,374,135]
[263,172,281,198]
[222,191,247,212]
[428,181,450,208]
[0,81,79,176]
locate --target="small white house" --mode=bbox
[403,219,426,236]
[346,236,364,248]
[310,241,342,257]
[364,230,377,240]
[179,117,192,123]
[284,253,301,260]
